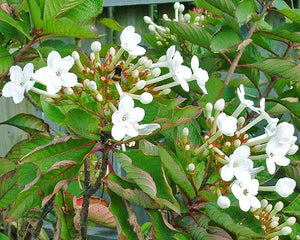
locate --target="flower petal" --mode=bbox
[127,107,145,122]
[61,72,77,87]
[23,63,34,81]
[239,195,251,212]
[9,65,22,82]
[111,124,126,141]
[220,164,234,181]
[59,56,75,73]
[47,51,62,69]
[191,55,199,71]
[266,158,276,174]
[119,95,134,113]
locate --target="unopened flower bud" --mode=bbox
[187,163,195,171]
[194,16,201,22]
[205,102,213,118]
[224,141,231,147]
[261,199,268,209]
[87,81,97,91]
[272,216,280,222]
[265,204,272,212]
[144,16,152,24]
[91,41,101,52]
[233,139,241,147]
[151,68,161,78]
[135,80,146,90]
[132,69,139,78]
[238,116,245,126]
[217,196,230,209]
[144,60,152,68]
[185,144,191,151]
[280,226,292,235]
[90,52,95,62]
[184,13,191,22]
[214,98,225,111]
[72,51,80,60]
[179,4,185,12]
[157,41,162,46]
[96,93,103,102]
[140,92,153,104]
[148,25,156,32]
[203,149,210,157]
[174,2,180,9]
[65,87,74,95]
[270,221,279,228]
[109,47,115,56]
[138,56,148,65]
[183,127,189,136]
[83,79,90,85]
[286,217,296,226]
[275,178,296,198]
[274,201,284,212]
[161,88,171,95]
[163,14,170,21]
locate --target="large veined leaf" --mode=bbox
[279,9,300,26]
[158,146,195,198]
[267,98,300,119]
[116,151,180,213]
[0,114,50,136]
[106,174,161,209]
[139,139,159,156]
[98,18,123,31]
[0,45,12,75]
[44,0,85,19]
[194,0,223,16]
[251,58,300,82]
[63,0,103,23]
[65,109,101,140]
[283,194,300,218]
[7,160,80,220]
[41,97,66,125]
[164,21,211,49]
[0,8,32,39]
[211,26,242,52]
[19,137,95,172]
[108,190,140,240]
[0,158,16,175]
[236,0,256,24]
[43,18,98,38]
[26,0,44,30]
[0,170,20,210]
[208,0,236,16]
[6,136,53,163]
[203,204,265,238]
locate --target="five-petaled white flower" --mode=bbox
[217,113,237,136]
[111,95,145,141]
[220,145,253,182]
[32,51,77,94]
[266,122,297,174]
[120,26,146,56]
[2,63,35,104]
[231,177,261,212]
[191,56,209,94]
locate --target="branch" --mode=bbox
[214,1,274,102]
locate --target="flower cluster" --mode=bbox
[2,26,209,142]
[182,84,297,213]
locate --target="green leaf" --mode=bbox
[0,113,50,136]
[251,58,300,82]
[0,20,19,40]
[41,97,66,125]
[283,194,300,218]
[205,0,235,16]
[203,204,265,238]
[0,170,20,210]
[279,9,300,26]
[268,98,300,119]
[44,0,85,19]
[26,0,44,30]
[7,160,80,220]
[108,190,139,240]
[0,158,16,175]
[0,45,12,75]
[285,160,300,188]
[236,0,256,24]
[20,137,94,172]
[0,233,9,240]
[274,0,290,9]
[98,18,122,31]
[6,136,53,163]
[139,139,159,156]
[43,18,99,38]
[106,174,161,209]
[194,0,223,16]
[65,109,100,140]
[55,191,77,239]
[63,0,103,23]
[164,21,211,49]
[158,146,195,198]
[116,151,180,213]
[0,8,32,39]
[211,26,242,52]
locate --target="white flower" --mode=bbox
[217,196,231,209]
[275,178,296,198]
[214,98,225,111]
[231,177,261,212]
[120,26,146,56]
[2,63,35,104]
[191,56,209,94]
[257,98,279,132]
[220,145,253,182]
[32,51,77,94]
[217,113,237,136]
[168,51,192,92]
[265,122,297,174]
[111,95,145,141]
